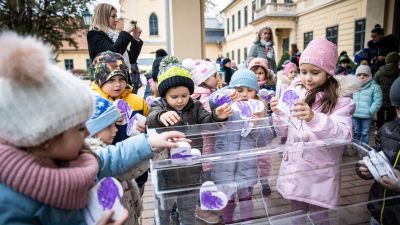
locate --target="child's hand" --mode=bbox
[270,97,279,113]
[293,100,314,122]
[149,131,191,151]
[358,160,372,177]
[136,124,145,133]
[230,90,241,102]
[159,111,180,127]
[215,103,233,120]
[380,175,400,192]
[97,209,128,225]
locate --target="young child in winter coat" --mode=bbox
[270,39,361,225]
[146,56,232,225]
[357,77,400,225]
[85,95,187,225]
[91,51,150,194]
[0,32,186,225]
[210,65,276,224]
[182,59,222,224]
[248,57,276,92]
[277,61,298,96]
[353,65,382,144]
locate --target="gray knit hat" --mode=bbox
[0,32,94,147]
[390,77,400,107]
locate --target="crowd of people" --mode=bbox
[1,2,400,225]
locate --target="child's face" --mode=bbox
[356,73,370,82]
[254,67,266,82]
[165,86,190,111]
[101,75,127,97]
[360,60,368,65]
[46,123,89,161]
[288,70,297,80]
[342,62,350,69]
[235,86,257,101]
[204,73,218,89]
[96,123,118,144]
[299,64,328,91]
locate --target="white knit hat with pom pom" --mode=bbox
[0,32,94,147]
[182,59,217,86]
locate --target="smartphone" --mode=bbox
[130,20,137,29]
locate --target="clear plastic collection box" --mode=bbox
[148,118,391,225]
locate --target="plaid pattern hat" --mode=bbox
[93,51,129,87]
[157,56,194,97]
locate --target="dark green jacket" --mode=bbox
[374,63,399,107]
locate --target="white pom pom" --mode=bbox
[182,58,195,71]
[0,32,52,84]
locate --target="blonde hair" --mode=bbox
[256,26,274,46]
[90,3,116,33]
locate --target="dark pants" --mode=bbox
[376,106,396,129]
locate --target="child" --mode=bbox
[183,59,221,224]
[353,65,382,144]
[271,39,361,225]
[335,51,352,75]
[0,32,186,225]
[91,51,150,194]
[147,56,232,225]
[248,57,276,92]
[356,77,400,225]
[211,65,276,224]
[374,52,400,130]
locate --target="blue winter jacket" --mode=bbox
[0,134,153,225]
[353,80,382,119]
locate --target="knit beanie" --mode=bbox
[222,58,232,67]
[182,59,218,86]
[229,64,260,92]
[0,32,94,147]
[248,57,269,72]
[385,52,400,64]
[299,39,338,76]
[355,65,372,77]
[283,61,298,75]
[338,52,351,64]
[93,51,129,87]
[85,95,121,136]
[354,48,370,64]
[390,77,400,107]
[157,56,194,97]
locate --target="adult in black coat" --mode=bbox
[87,3,143,91]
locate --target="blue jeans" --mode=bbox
[352,117,372,144]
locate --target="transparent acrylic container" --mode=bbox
[148,118,392,225]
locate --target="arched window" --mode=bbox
[149,13,158,36]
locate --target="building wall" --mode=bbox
[205,43,223,62]
[296,0,367,56]
[57,50,90,71]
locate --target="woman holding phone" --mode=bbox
[87,3,143,89]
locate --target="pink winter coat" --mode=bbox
[274,75,360,209]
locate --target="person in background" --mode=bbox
[352,65,382,144]
[356,77,400,225]
[336,51,352,75]
[289,43,301,67]
[87,3,143,92]
[352,48,371,74]
[374,52,400,130]
[216,52,224,67]
[144,48,168,99]
[248,26,277,73]
[221,58,235,85]
[367,24,398,74]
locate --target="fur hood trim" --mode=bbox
[334,75,362,97]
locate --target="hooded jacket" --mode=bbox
[374,63,400,107]
[353,80,382,119]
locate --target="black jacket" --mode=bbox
[356,118,400,225]
[87,29,143,63]
[367,35,398,73]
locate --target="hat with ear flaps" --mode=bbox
[0,32,94,147]
[157,56,194,97]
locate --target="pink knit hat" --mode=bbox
[299,39,338,76]
[183,59,217,86]
[283,61,298,75]
[248,57,269,72]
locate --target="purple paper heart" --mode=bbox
[97,177,120,210]
[171,152,193,159]
[115,100,131,123]
[259,89,275,102]
[236,101,252,118]
[282,89,299,109]
[200,191,225,210]
[126,114,139,136]
[146,96,155,109]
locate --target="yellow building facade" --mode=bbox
[221,0,398,65]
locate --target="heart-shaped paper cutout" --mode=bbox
[277,88,300,115]
[170,142,202,163]
[84,177,124,225]
[232,101,252,119]
[200,181,228,210]
[258,89,275,102]
[145,96,160,109]
[114,99,132,125]
[126,113,147,136]
[248,99,265,113]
